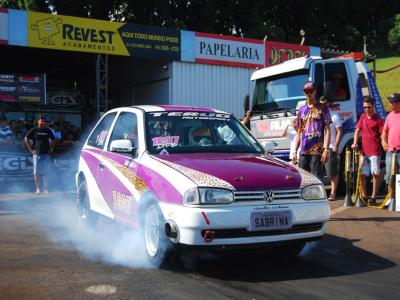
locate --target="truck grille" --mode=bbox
[234,189,301,202]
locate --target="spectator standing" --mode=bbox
[9,120,17,136]
[0,114,13,144]
[25,115,56,194]
[15,130,26,149]
[50,122,62,142]
[351,96,383,205]
[381,93,400,203]
[319,96,343,200]
[17,117,28,136]
[283,116,299,161]
[293,82,331,180]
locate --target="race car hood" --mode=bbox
[152,153,303,190]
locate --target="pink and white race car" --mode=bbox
[76,105,329,265]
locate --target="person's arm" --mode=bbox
[321,124,330,163]
[352,128,360,149]
[241,111,252,126]
[291,131,300,164]
[48,129,56,154]
[333,126,343,153]
[283,124,291,137]
[381,129,389,151]
[24,135,36,155]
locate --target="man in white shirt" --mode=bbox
[320,96,343,201]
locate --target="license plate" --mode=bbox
[250,211,292,231]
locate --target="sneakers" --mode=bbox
[35,189,40,194]
[328,194,336,201]
[367,198,377,206]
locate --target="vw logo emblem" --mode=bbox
[264,190,274,203]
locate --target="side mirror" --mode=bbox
[261,141,276,154]
[110,139,136,155]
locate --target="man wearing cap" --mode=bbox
[0,114,13,144]
[382,93,400,202]
[25,115,56,194]
[293,82,331,180]
[320,95,343,201]
[351,96,383,206]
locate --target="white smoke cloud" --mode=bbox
[35,196,155,268]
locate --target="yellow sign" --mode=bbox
[28,11,129,56]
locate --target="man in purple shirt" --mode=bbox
[292,82,331,179]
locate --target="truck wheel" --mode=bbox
[77,180,98,228]
[143,202,169,266]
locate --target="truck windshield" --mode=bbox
[253,70,308,111]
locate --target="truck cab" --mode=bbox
[249,54,386,162]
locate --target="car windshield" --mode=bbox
[253,70,308,111]
[145,111,264,154]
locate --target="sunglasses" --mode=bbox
[303,89,315,94]
[363,106,373,110]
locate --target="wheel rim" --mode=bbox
[144,204,160,257]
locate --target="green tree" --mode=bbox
[388,14,400,51]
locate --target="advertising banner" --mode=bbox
[118,23,180,60]
[193,32,265,68]
[265,41,310,67]
[0,8,8,45]
[0,73,45,103]
[27,11,180,59]
[28,11,129,56]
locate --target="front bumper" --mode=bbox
[159,201,330,246]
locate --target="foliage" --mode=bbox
[370,56,400,112]
[388,14,400,51]
[1,0,400,52]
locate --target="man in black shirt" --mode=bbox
[25,115,56,194]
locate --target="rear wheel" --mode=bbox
[77,180,98,228]
[143,202,169,266]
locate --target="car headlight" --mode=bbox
[184,188,233,205]
[302,184,326,200]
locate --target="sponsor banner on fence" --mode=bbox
[118,23,180,60]
[28,11,129,55]
[193,32,265,68]
[0,8,8,45]
[27,11,180,59]
[0,73,45,103]
[265,41,310,67]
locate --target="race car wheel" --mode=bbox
[77,180,97,228]
[143,202,168,266]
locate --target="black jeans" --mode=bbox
[299,154,323,180]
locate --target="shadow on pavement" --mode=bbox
[164,233,396,282]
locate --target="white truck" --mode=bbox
[248,53,387,179]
